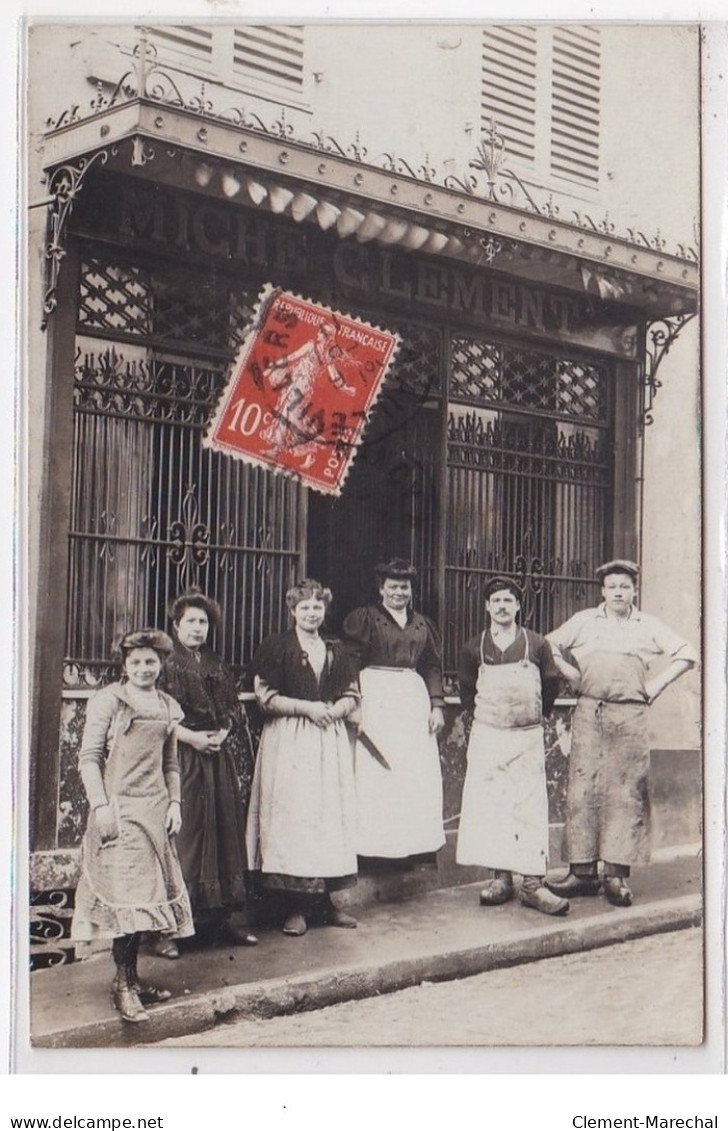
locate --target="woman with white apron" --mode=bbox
[456,578,568,916]
[343,559,445,859]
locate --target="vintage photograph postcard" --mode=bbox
[22,18,707,1056]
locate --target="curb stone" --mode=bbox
[32,893,701,1049]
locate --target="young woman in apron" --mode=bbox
[546,560,698,907]
[456,578,568,915]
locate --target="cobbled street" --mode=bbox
[152,927,703,1048]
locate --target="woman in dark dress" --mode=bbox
[158,589,258,953]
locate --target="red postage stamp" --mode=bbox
[204,286,400,495]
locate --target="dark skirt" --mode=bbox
[256,872,357,896]
[176,738,249,915]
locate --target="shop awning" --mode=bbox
[39,94,699,329]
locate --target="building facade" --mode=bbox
[25,23,701,966]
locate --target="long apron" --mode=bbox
[565,650,650,866]
[456,630,549,876]
[245,715,357,882]
[355,666,445,858]
[72,716,195,941]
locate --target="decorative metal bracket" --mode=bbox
[41,148,115,330]
[642,312,698,425]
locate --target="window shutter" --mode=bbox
[232,25,305,91]
[481,26,538,165]
[550,26,601,186]
[145,25,214,74]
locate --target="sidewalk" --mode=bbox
[30,850,702,1048]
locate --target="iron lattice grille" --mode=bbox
[65,254,302,688]
[78,256,257,355]
[381,318,443,403]
[445,333,612,672]
[325,291,444,403]
[450,337,608,424]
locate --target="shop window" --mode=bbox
[65,253,303,689]
[445,335,610,673]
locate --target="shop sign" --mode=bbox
[116,184,638,358]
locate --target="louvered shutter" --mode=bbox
[481,26,538,165]
[550,26,601,186]
[232,25,305,91]
[145,25,215,75]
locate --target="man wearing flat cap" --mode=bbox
[546,559,697,907]
[343,559,445,860]
[456,577,568,916]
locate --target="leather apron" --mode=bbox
[565,650,650,866]
[456,629,549,876]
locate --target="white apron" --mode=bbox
[245,715,357,879]
[355,666,445,857]
[456,630,549,876]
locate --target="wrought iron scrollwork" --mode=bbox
[131,137,157,167]
[642,312,698,426]
[62,661,118,690]
[168,485,211,592]
[447,412,608,484]
[30,890,75,970]
[454,536,592,629]
[513,530,545,622]
[268,109,294,140]
[458,230,517,265]
[444,170,478,196]
[74,345,224,427]
[113,34,185,109]
[626,227,666,251]
[41,149,116,329]
[378,152,420,180]
[574,211,616,237]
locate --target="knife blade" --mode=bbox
[357,729,392,770]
